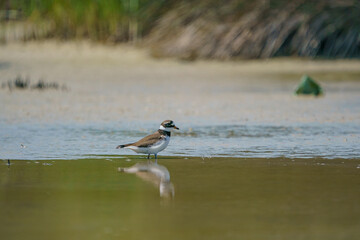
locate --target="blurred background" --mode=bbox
[0,0,359,59]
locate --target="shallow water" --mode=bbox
[1,157,360,240]
[1,43,360,239]
[1,121,360,160]
[1,43,360,160]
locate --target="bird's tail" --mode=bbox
[116,143,133,149]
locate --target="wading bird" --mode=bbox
[116,120,179,162]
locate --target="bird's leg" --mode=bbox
[147,154,150,159]
[154,154,158,164]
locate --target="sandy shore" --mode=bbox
[1,41,360,124]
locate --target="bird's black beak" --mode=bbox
[173,126,179,130]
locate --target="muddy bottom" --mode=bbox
[1,157,360,240]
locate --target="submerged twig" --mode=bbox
[2,75,68,91]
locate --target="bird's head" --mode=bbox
[159,120,179,132]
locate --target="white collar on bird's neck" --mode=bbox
[159,125,171,132]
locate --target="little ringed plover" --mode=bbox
[116,120,179,162]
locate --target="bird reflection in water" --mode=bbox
[118,162,175,199]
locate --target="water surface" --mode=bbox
[1,157,360,240]
[1,43,360,240]
[1,42,360,160]
[1,121,359,160]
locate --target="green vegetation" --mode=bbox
[1,0,174,41]
[1,0,359,58]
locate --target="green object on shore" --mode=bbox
[295,75,323,96]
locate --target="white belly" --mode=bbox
[126,136,170,154]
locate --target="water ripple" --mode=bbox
[0,122,359,160]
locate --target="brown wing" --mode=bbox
[132,131,165,148]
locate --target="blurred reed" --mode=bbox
[0,0,359,59]
[148,0,360,59]
[0,0,172,42]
